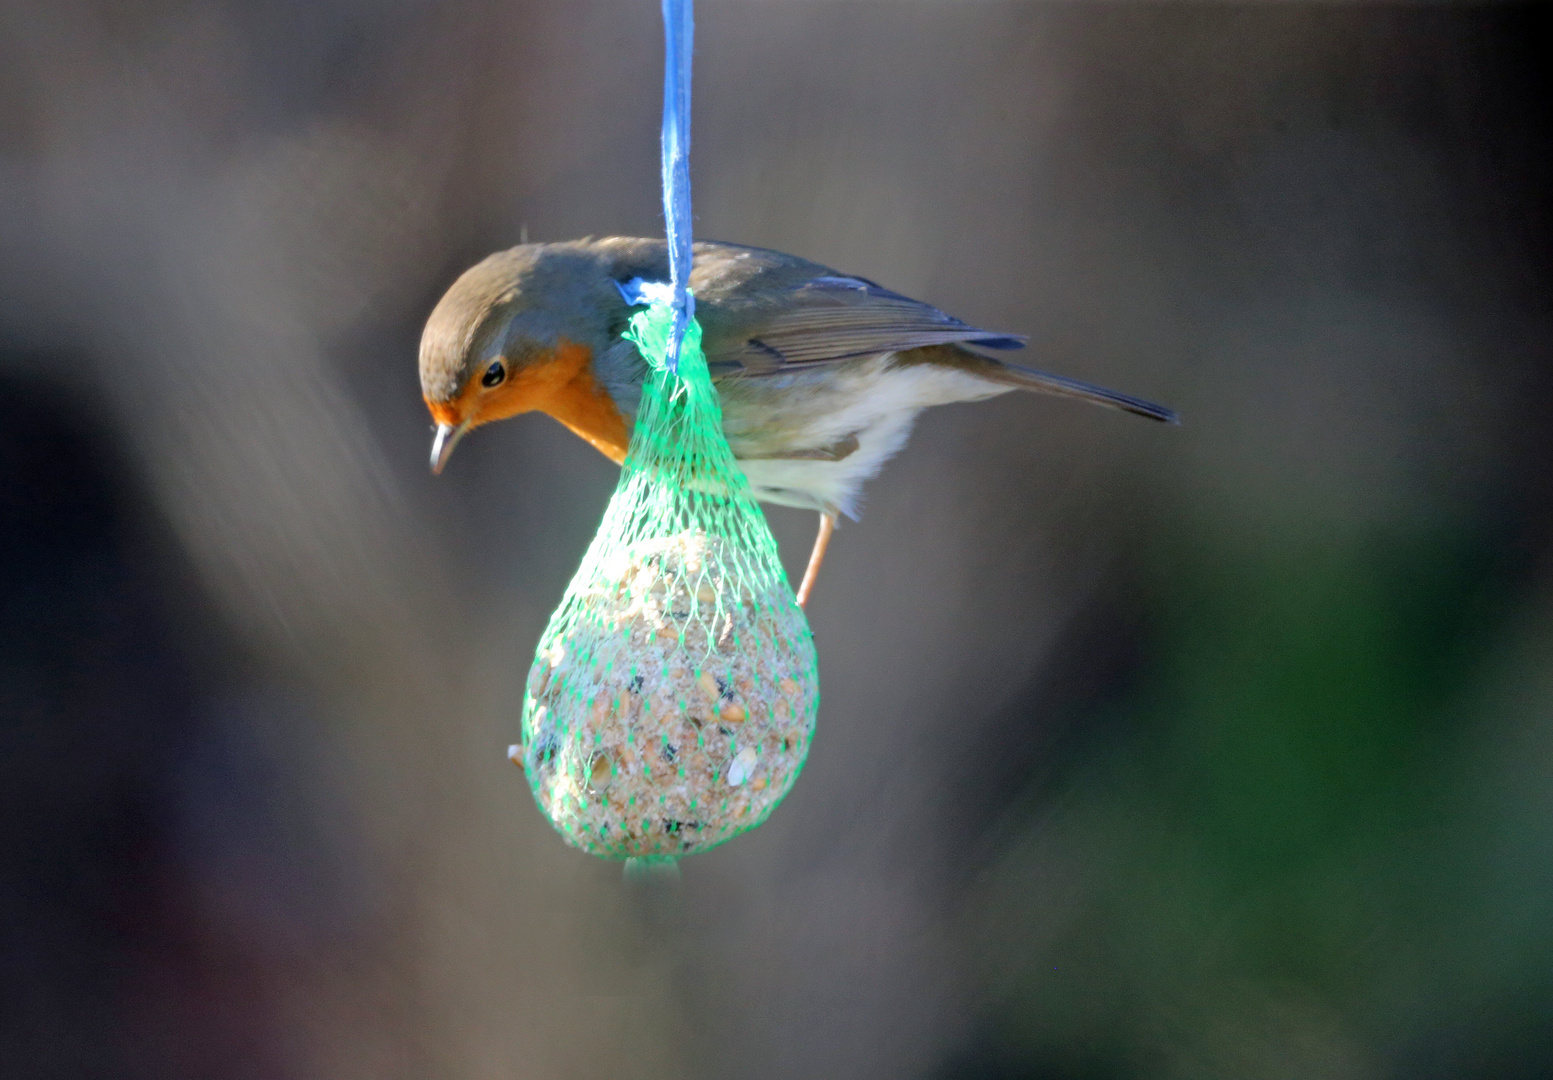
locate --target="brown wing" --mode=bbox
[602,239,1175,422]
[730,274,1025,372]
[684,243,1023,374]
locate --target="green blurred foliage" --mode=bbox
[970,519,1553,1078]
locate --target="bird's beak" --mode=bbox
[430,421,470,474]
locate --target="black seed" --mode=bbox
[661,743,677,762]
[628,674,644,693]
[527,731,559,771]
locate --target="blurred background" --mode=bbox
[1,2,1550,1077]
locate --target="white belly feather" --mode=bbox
[731,357,1011,519]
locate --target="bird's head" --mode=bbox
[420,242,641,472]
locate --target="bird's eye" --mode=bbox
[481,360,506,388]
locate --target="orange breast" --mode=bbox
[426,339,630,463]
[541,342,631,463]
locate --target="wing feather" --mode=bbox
[709,274,1024,374]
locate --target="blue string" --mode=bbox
[660,0,694,374]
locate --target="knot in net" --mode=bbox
[518,297,820,859]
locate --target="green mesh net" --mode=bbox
[517,295,820,861]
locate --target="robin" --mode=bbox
[420,237,1175,604]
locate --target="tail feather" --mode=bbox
[984,360,1178,424]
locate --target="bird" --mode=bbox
[420,237,1176,604]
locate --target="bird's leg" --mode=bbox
[795,512,837,608]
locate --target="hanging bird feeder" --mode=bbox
[514,0,820,864]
